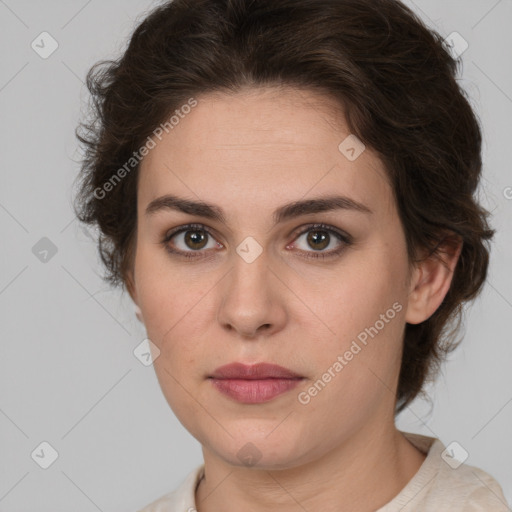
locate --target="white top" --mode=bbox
[137,432,510,511]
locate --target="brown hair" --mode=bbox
[74,0,494,413]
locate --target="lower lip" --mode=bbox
[209,378,303,403]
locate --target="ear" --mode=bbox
[125,270,138,305]
[126,273,145,324]
[405,234,463,324]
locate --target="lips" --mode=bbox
[209,362,303,380]
[208,362,304,404]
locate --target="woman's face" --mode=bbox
[130,86,417,469]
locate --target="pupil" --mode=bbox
[186,230,207,250]
[308,230,329,250]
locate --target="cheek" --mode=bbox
[297,290,405,424]
[301,247,407,392]
[313,253,405,341]
[134,242,203,340]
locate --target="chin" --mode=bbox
[201,428,313,470]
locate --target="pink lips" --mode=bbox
[209,362,304,404]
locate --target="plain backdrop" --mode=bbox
[0,0,511,510]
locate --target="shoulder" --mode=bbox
[434,457,509,511]
[379,432,510,511]
[136,464,204,512]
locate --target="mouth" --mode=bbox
[208,362,304,404]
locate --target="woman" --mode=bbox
[74,0,509,510]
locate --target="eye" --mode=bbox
[289,223,352,260]
[161,222,352,261]
[162,223,222,259]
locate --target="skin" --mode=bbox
[127,86,461,512]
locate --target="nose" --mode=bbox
[216,248,287,339]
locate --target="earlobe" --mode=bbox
[405,236,463,325]
[125,270,137,303]
[134,304,144,324]
[125,272,144,324]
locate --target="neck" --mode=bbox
[195,425,426,512]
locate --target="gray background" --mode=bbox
[0,0,511,510]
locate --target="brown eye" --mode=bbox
[306,230,330,251]
[162,223,222,259]
[290,223,352,260]
[184,229,209,250]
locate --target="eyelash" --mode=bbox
[160,223,353,261]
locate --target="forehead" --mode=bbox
[138,87,394,221]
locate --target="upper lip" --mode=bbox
[209,362,303,380]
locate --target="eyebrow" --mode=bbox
[145,193,373,225]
